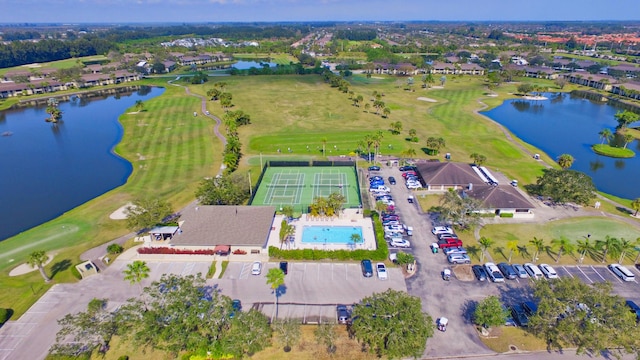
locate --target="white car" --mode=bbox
[251,261,262,275]
[539,264,558,279]
[484,262,505,283]
[376,263,388,280]
[406,182,422,189]
[385,225,404,233]
[370,186,390,193]
[432,226,454,235]
[524,263,543,280]
[384,231,403,239]
[390,238,411,248]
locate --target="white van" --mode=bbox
[608,263,635,282]
[524,263,544,280]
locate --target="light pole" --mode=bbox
[248,171,252,196]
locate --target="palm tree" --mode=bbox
[321,137,327,156]
[27,250,51,282]
[470,153,487,166]
[617,238,634,264]
[597,236,620,263]
[123,260,150,293]
[478,237,493,262]
[529,237,545,262]
[551,236,575,263]
[622,133,635,149]
[506,240,519,262]
[598,128,613,145]
[266,267,285,317]
[557,154,574,170]
[134,100,144,112]
[279,219,294,249]
[576,237,594,264]
[350,233,362,249]
[632,198,640,217]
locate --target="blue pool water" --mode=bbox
[301,225,363,244]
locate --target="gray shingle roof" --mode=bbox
[416,162,483,186]
[464,184,534,209]
[171,205,276,247]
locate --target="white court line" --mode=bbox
[590,266,608,282]
[561,266,574,278]
[576,266,593,283]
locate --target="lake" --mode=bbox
[232,60,278,70]
[0,86,164,241]
[482,92,640,200]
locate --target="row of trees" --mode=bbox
[308,192,346,218]
[477,234,640,265]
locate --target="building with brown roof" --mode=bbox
[169,205,276,255]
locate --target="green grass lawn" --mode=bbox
[478,217,640,265]
[0,55,109,76]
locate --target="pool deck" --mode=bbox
[267,209,377,251]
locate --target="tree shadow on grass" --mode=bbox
[51,259,71,278]
[517,246,530,261]
[466,245,480,261]
[616,206,632,216]
[493,246,506,261]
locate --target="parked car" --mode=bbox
[401,171,417,178]
[279,261,288,275]
[370,186,390,193]
[504,305,516,326]
[361,259,373,277]
[512,264,529,279]
[399,165,416,171]
[432,226,454,235]
[524,263,544,280]
[382,214,400,221]
[510,304,529,327]
[368,166,381,171]
[443,247,467,255]
[437,233,459,241]
[390,238,411,248]
[539,264,558,279]
[251,261,262,275]
[498,262,518,280]
[376,263,388,280]
[447,253,471,264]
[384,231,403,239]
[437,238,463,249]
[382,219,400,226]
[385,225,404,233]
[388,176,397,185]
[337,305,351,324]
[485,262,505,283]
[522,301,538,317]
[472,265,488,281]
[625,300,640,322]
[406,182,422,189]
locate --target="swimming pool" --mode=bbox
[301,225,364,244]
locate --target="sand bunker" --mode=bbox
[417,97,438,103]
[9,253,55,276]
[110,202,134,220]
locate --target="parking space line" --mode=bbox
[331,263,334,281]
[345,263,349,281]
[576,267,593,283]
[590,266,608,282]
[561,266,574,278]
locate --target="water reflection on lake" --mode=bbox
[482,92,640,200]
[0,86,164,241]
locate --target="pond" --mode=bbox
[482,92,640,200]
[0,86,164,241]
[232,60,278,70]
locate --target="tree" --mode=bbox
[123,260,150,293]
[124,197,173,232]
[622,133,635,149]
[350,233,362,248]
[478,237,493,262]
[474,295,508,329]
[614,110,639,130]
[551,236,575,263]
[576,237,594,264]
[529,169,596,205]
[390,121,402,135]
[350,289,434,359]
[27,250,50,282]
[395,251,415,268]
[195,173,251,205]
[506,240,519,262]
[50,298,117,357]
[273,318,300,352]
[279,219,294,249]
[315,322,338,354]
[45,97,62,123]
[439,188,482,230]
[598,128,613,145]
[266,267,285,317]
[631,198,640,216]
[383,107,391,118]
[528,277,639,358]
[221,309,272,358]
[616,238,634,264]
[517,83,534,95]
[426,136,445,155]
[134,100,144,112]
[554,77,567,89]
[470,153,487,166]
[557,154,574,169]
[597,236,620,263]
[529,237,545,262]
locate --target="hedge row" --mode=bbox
[137,247,215,255]
[269,212,389,261]
[499,213,514,218]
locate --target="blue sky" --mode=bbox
[1,0,639,23]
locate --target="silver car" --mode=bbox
[512,264,529,279]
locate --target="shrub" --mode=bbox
[0,308,12,325]
[499,213,514,218]
[137,247,215,255]
[117,356,129,360]
[107,243,124,254]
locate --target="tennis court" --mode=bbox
[251,166,361,210]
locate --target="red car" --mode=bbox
[437,239,463,249]
[401,171,417,178]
